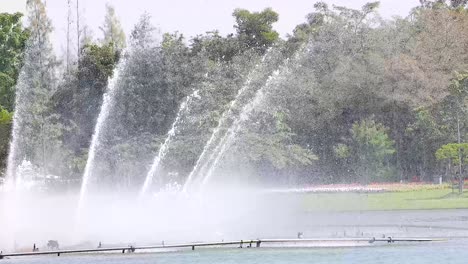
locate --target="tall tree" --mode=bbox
[441,72,468,192]
[100,3,126,51]
[76,0,80,60]
[0,12,29,111]
[436,143,468,192]
[66,0,71,73]
[84,15,204,189]
[232,8,279,53]
[0,12,28,174]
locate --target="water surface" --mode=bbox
[3,239,467,264]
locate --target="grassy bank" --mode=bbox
[302,187,468,211]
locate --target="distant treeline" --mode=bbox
[1,0,468,188]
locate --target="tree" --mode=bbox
[281,2,389,182]
[0,12,29,174]
[0,12,29,111]
[8,0,59,180]
[280,1,468,184]
[436,143,468,192]
[287,2,329,52]
[0,107,13,172]
[420,0,468,8]
[232,8,279,53]
[66,0,72,73]
[100,3,126,51]
[387,5,468,107]
[232,110,317,185]
[53,42,119,163]
[93,14,163,186]
[450,72,468,158]
[3,1,468,187]
[161,32,195,111]
[450,0,468,7]
[76,0,80,60]
[83,16,206,189]
[433,72,468,192]
[404,108,449,181]
[380,5,468,181]
[47,40,120,180]
[190,31,241,62]
[344,118,396,183]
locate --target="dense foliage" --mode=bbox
[1,0,468,191]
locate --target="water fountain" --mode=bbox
[181,78,253,192]
[5,32,57,189]
[198,46,307,190]
[1,21,308,248]
[78,58,127,209]
[139,89,200,196]
[183,48,282,192]
[199,71,282,189]
[3,2,468,261]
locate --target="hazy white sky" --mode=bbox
[2,0,418,55]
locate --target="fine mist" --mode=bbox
[0,182,302,251]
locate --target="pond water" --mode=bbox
[3,239,468,264]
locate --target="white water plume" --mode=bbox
[183,49,276,192]
[78,57,127,210]
[199,46,308,190]
[140,89,200,196]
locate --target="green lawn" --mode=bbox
[302,188,468,211]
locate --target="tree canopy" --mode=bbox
[2,1,468,191]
